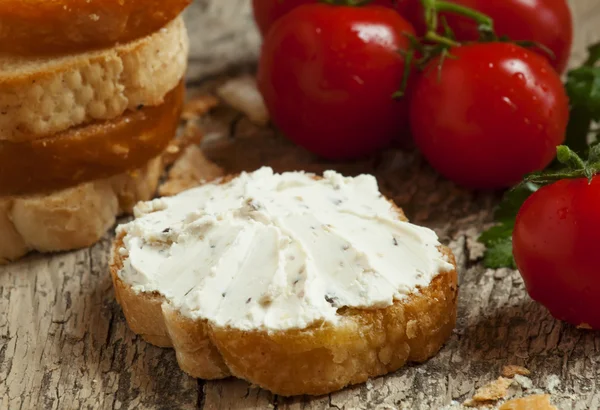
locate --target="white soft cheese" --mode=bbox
[117,167,454,331]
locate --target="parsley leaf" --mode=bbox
[478,183,538,269]
[563,43,600,153]
[482,237,516,269]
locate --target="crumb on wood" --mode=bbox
[499,394,557,410]
[162,122,205,167]
[577,323,593,330]
[544,375,561,394]
[464,377,513,407]
[159,145,225,196]
[216,75,270,126]
[513,374,533,390]
[181,94,220,121]
[501,365,531,378]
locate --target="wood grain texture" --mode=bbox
[1,1,599,409]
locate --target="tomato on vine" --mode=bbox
[510,146,600,329]
[406,0,573,73]
[257,3,416,159]
[410,42,569,189]
[251,0,412,37]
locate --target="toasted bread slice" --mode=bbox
[0,17,188,143]
[0,156,163,264]
[109,173,459,396]
[111,236,457,396]
[0,0,191,56]
[0,82,184,196]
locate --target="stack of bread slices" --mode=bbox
[0,0,191,264]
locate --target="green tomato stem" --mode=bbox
[425,31,460,48]
[420,0,494,40]
[434,1,494,31]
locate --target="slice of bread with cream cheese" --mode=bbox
[110,167,458,396]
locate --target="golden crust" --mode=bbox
[110,200,459,396]
[0,82,184,196]
[0,156,162,265]
[0,0,191,56]
[500,395,557,410]
[0,17,188,142]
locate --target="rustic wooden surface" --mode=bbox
[2,1,600,409]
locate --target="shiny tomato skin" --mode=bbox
[257,5,416,160]
[513,177,600,329]
[406,0,573,73]
[252,0,312,36]
[410,42,569,189]
[251,0,412,36]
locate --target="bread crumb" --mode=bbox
[162,122,204,166]
[406,320,418,339]
[501,365,531,378]
[462,399,482,408]
[159,146,224,196]
[217,76,269,126]
[499,394,557,410]
[464,377,513,407]
[513,374,533,390]
[577,323,593,330]
[182,94,219,121]
[544,375,561,394]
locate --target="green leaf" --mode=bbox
[482,237,516,269]
[564,64,600,153]
[479,223,513,246]
[583,42,600,67]
[478,183,537,269]
[588,142,600,164]
[565,67,600,120]
[494,182,538,222]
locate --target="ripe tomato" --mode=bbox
[513,177,600,329]
[252,0,412,36]
[410,42,569,189]
[406,0,573,73]
[257,4,416,160]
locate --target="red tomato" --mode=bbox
[410,42,569,189]
[257,4,416,160]
[406,0,573,73]
[252,0,412,37]
[513,177,600,329]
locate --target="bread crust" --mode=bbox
[110,211,458,396]
[0,156,163,265]
[0,82,184,196]
[0,17,188,142]
[0,0,191,56]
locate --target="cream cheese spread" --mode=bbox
[116,167,454,331]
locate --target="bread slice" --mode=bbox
[109,179,459,396]
[0,17,189,143]
[0,156,163,264]
[0,81,184,196]
[0,0,191,56]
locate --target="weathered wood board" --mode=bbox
[2,1,600,409]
